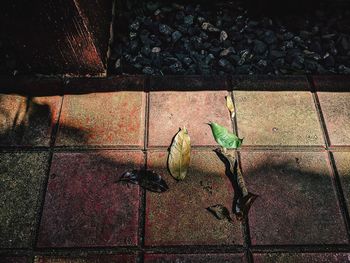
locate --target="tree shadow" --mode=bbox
[0,95,91,146]
[0,93,348,250]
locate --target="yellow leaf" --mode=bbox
[168,127,191,180]
[226,95,235,118]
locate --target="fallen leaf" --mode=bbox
[207,204,233,223]
[118,170,169,193]
[168,127,191,180]
[226,95,235,118]
[208,122,243,149]
[235,192,259,221]
[214,148,258,221]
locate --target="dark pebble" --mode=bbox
[254,40,267,54]
[159,24,173,35]
[263,30,277,44]
[172,31,182,42]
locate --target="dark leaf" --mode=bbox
[214,148,258,221]
[235,192,259,221]
[118,170,169,193]
[206,204,233,223]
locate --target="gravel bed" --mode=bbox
[110,1,350,75]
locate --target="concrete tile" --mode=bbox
[148,91,232,147]
[332,152,350,213]
[145,150,243,246]
[0,95,61,146]
[254,253,350,263]
[56,92,145,147]
[144,254,246,263]
[233,91,324,146]
[34,255,137,263]
[241,151,347,245]
[0,152,49,248]
[37,151,144,247]
[317,92,350,146]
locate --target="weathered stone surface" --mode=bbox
[0,152,49,248]
[241,151,347,245]
[317,91,350,146]
[37,151,143,247]
[234,91,324,146]
[332,152,350,212]
[56,92,145,147]
[145,150,243,246]
[254,253,350,263]
[0,95,61,146]
[144,254,246,263]
[34,255,137,263]
[148,91,232,147]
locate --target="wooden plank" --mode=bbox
[0,0,108,75]
[72,0,112,66]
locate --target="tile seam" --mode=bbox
[307,75,331,148]
[327,152,350,243]
[33,95,65,250]
[307,75,350,243]
[230,76,253,263]
[2,145,347,152]
[139,76,150,263]
[1,244,350,256]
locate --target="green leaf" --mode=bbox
[168,127,191,180]
[208,122,243,149]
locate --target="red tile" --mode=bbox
[145,150,243,246]
[148,91,232,147]
[37,151,144,247]
[0,152,49,248]
[240,151,347,245]
[56,92,145,147]
[233,91,324,146]
[254,253,350,263]
[0,95,61,146]
[313,76,350,146]
[144,254,246,263]
[317,92,350,146]
[34,255,137,263]
[332,152,350,212]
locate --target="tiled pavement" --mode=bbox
[0,75,350,263]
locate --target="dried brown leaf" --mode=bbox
[226,95,235,118]
[168,127,191,180]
